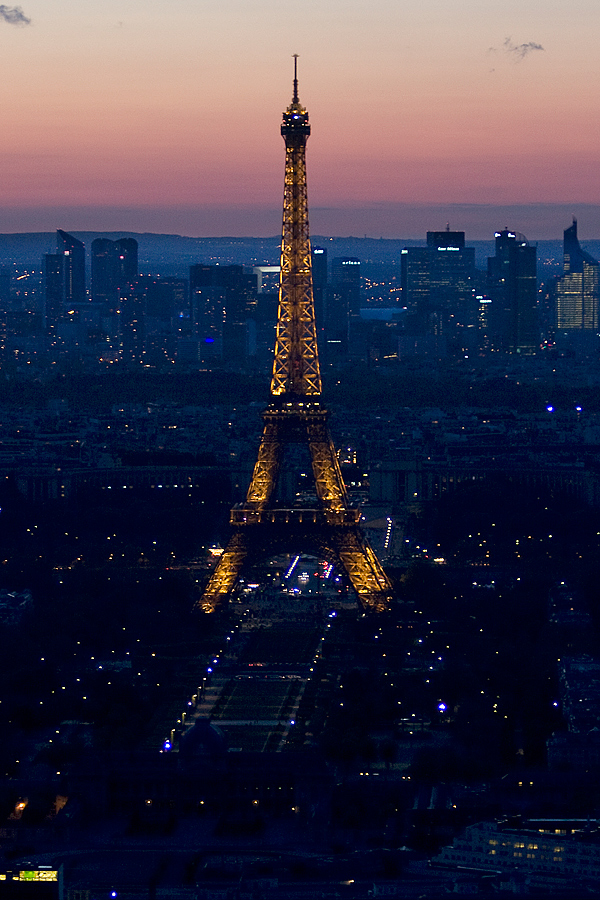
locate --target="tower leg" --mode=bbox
[331,528,393,612]
[196,532,249,613]
[307,417,349,510]
[245,419,282,508]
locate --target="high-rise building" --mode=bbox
[117,275,185,367]
[0,267,9,359]
[401,229,476,353]
[326,256,360,356]
[88,238,138,362]
[0,267,10,310]
[145,277,184,366]
[555,219,599,331]
[43,253,64,336]
[56,230,85,307]
[330,256,361,316]
[90,239,112,304]
[400,246,430,334]
[91,237,138,308]
[487,229,538,354]
[189,264,257,364]
[189,265,222,360]
[426,230,475,338]
[311,246,327,335]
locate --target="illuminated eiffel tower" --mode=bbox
[198,59,393,614]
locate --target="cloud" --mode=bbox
[0,5,31,26]
[503,37,544,60]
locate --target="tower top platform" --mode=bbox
[282,55,310,138]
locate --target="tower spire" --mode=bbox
[292,53,299,103]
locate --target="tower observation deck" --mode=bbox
[196,59,393,614]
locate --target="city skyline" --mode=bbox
[1,1,599,238]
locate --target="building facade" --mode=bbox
[91,237,138,308]
[189,264,257,365]
[487,229,538,354]
[434,819,600,882]
[56,229,85,307]
[555,218,599,332]
[401,229,476,355]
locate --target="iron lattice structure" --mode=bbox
[198,61,393,614]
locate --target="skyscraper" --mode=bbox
[144,276,185,366]
[401,229,476,353]
[400,246,430,334]
[311,245,327,336]
[326,256,361,357]
[91,237,138,308]
[555,219,599,332]
[189,264,257,364]
[0,267,9,360]
[43,254,64,337]
[426,230,475,338]
[118,275,185,367]
[56,230,85,307]
[487,230,538,354]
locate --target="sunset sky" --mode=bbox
[1,0,599,238]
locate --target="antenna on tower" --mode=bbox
[292,53,299,102]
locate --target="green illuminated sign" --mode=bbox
[19,870,58,881]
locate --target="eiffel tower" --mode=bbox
[197,59,393,614]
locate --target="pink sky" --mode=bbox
[1,0,599,238]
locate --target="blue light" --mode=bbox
[546,405,554,413]
[204,337,214,344]
[162,739,171,751]
[438,702,447,712]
